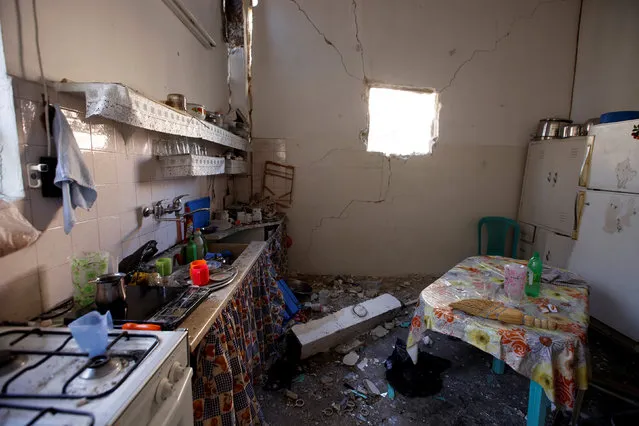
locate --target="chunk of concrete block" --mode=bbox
[292,293,402,359]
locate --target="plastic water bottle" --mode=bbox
[525,251,542,297]
[193,228,205,260]
[186,236,198,263]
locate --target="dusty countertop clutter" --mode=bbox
[2,0,639,426]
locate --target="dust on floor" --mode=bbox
[256,275,639,425]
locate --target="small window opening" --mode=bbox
[366,86,438,156]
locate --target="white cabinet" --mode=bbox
[518,138,589,237]
[540,229,574,269]
[518,223,574,269]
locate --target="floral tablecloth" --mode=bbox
[407,256,590,409]
[192,225,287,425]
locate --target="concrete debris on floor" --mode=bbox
[258,274,639,425]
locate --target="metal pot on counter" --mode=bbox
[535,118,572,140]
[91,273,127,306]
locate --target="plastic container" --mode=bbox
[525,252,542,297]
[71,252,110,309]
[69,311,113,357]
[504,263,526,302]
[185,236,198,263]
[600,111,639,124]
[155,257,173,277]
[190,264,210,286]
[193,229,205,260]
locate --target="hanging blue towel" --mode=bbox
[52,105,97,234]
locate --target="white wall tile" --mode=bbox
[120,209,141,241]
[91,122,117,152]
[151,181,166,201]
[122,236,140,258]
[18,100,38,145]
[98,216,123,260]
[93,152,118,184]
[95,184,120,217]
[139,230,157,247]
[116,153,136,183]
[136,156,157,182]
[132,129,152,155]
[74,199,98,223]
[71,220,100,254]
[35,226,72,270]
[136,182,153,207]
[30,195,64,231]
[139,214,160,236]
[0,244,39,283]
[81,149,95,180]
[64,110,92,150]
[39,262,72,311]
[118,183,137,213]
[0,272,41,321]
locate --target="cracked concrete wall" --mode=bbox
[571,0,639,123]
[252,0,581,275]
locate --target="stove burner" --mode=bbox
[79,355,122,380]
[0,350,27,376]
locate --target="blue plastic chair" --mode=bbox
[477,216,520,258]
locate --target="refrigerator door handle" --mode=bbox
[572,191,586,240]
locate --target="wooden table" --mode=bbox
[407,256,589,426]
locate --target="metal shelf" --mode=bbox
[55,82,249,152]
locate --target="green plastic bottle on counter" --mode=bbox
[185,236,198,263]
[525,251,542,297]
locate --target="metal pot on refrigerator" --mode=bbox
[559,124,582,138]
[92,273,127,306]
[535,118,572,140]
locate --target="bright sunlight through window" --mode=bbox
[367,87,438,156]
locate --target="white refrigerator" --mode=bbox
[518,119,639,341]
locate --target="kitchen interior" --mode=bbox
[0,0,638,425]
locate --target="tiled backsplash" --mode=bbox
[0,78,242,320]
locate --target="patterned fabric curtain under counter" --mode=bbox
[192,226,287,426]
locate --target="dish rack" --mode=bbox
[159,155,225,177]
[225,159,248,175]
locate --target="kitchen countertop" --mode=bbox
[180,240,267,350]
[203,216,285,241]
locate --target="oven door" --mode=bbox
[149,367,194,426]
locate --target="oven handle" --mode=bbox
[149,367,194,426]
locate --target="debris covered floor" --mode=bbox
[256,275,639,425]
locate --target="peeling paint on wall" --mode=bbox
[615,158,637,189]
[603,196,636,234]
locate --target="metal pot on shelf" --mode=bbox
[535,118,572,140]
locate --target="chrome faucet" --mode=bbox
[142,194,211,222]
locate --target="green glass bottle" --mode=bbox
[525,251,542,297]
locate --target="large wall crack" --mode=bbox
[351,0,367,81]
[289,0,360,80]
[306,157,392,256]
[439,0,567,93]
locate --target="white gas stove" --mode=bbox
[0,327,193,426]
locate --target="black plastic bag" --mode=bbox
[385,338,451,398]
